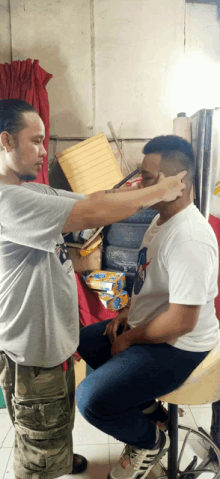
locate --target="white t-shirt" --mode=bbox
[0,182,85,367]
[128,203,219,352]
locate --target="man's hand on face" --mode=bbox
[139,166,187,202]
[158,171,187,202]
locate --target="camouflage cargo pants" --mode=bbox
[0,352,75,479]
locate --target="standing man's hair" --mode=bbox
[0,99,37,137]
[143,135,195,184]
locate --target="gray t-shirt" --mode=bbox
[0,182,85,367]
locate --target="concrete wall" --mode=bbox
[1,0,220,175]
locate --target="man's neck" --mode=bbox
[0,174,20,185]
[156,197,192,226]
[0,154,21,185]
[0,168,21,185]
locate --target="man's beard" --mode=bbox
[17,173,37,182]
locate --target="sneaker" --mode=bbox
[142,401,169,432]
[107,429,170,479]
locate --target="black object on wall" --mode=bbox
[49,159,72,191]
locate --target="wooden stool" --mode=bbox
[157,332,220,479]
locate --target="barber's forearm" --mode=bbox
[68,184,164,231]
[87,184,142,200]
[105,184,142,194]
[124,311,192,346]
[95,184,162,213]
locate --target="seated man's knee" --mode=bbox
[76,379,111,421]
[76,380,93,419]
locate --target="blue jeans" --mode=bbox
[76,320,208,449]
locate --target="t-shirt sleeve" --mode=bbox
[54,189,86,200]
[0,184,81,252]
[22,182,86,201]
[166,240,218,305]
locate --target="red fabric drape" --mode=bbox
[74,272,118,361]
[209,214,220,321]
[0,59,53,184]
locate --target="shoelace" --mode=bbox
[121,444,132,460]
[121,444,159,471]
[131,447,159,470]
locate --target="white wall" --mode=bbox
[1,0,11,64]
[1,0,220,174]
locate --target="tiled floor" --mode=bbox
[0,403,217,479]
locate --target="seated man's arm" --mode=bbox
[119,303,201,349]
[111,238,217,356]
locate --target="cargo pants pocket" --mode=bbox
[13,394,73,473]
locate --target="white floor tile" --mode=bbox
[2,448,13,479]
[0,414,12,448]
[149,463,167,479]
[0,408,7,414]
[109,443,124,468]
[188,404,212,408]
[2,427,14,448]
[190,407,212,435]
[108,435,124,445]
[60,444,110,479]
[197,473,217,479]
[73,410,109,445]
[177,406,198,441]
[0,448,12,479]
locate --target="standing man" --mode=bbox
[0,100,185,479]
[76,135,219,479]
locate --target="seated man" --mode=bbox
[76,135,219,479]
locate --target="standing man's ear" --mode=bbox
[0,132,15,152]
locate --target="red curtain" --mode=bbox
[209,214,220,321]
[0,59,53,184]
